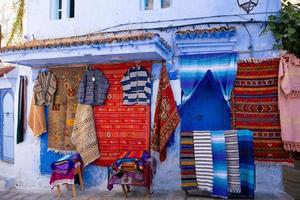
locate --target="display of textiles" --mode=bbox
[231,59,292,165]
[48,67,85,153]
[180,130,255,199]
[93,62,151,166]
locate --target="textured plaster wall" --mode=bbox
[25,0,280,39]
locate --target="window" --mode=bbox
[142,0,170,10]
[161,0,170,8]
[144,0,153,10]
[67,0,75,18]
[50,0,62,20]
[50,0,75,20]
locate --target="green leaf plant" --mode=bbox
[6,0,25,46]
[267,0,300,57]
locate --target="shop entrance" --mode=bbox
[0,89,14,163]
[181,71,230,131]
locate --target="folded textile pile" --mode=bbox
[110,151,150,174]
[181,130,255,199]
[49,154,83,189]
[107,150,153,191]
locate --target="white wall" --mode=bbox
[25,0,280,39]
[0,67,50,190]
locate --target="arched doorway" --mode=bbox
[0,89,14,163]
[180,71,230,131]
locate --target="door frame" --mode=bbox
[0,88,14,163]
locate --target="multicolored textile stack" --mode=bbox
[180,130,254,199]
[49,154,83,189]
[231,59,292,165]
[107,150,153,191]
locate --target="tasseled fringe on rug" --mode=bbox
[197,187,213,193]
[284,142,300,153]
[229,187,242,194]
[255,161,294,167]
[47,148,78,155]
[238,57,280,64]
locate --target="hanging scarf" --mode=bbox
[17,76,27,144]
[151,63,180,162]
[28,97,47,137]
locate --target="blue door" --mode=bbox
[180,72,230,131]
[0,89,14,163]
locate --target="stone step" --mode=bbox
[0,176,16,191]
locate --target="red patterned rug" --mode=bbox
[231,59,292,165]
[93,62,151,167]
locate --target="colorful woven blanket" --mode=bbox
[48,67,85,153]
[231,59,292,165]
[224,130,241,193]
[193,131,213,192]
[211,131,228,198]
[71,104,99,167]
[151,64,180,162]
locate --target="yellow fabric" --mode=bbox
[28,97,46,137]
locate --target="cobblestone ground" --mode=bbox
[0,188,294,200]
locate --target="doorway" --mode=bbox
[0,89,14,163]
[180,71,230,131]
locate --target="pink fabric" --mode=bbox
[50,171,75,189]
[279,54,300,152]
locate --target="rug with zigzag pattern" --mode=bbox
[231,59,292,165]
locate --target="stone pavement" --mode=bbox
[0,187,294,200]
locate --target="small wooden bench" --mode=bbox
[55,166,84,198]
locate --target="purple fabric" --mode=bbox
[50,154,82,174]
